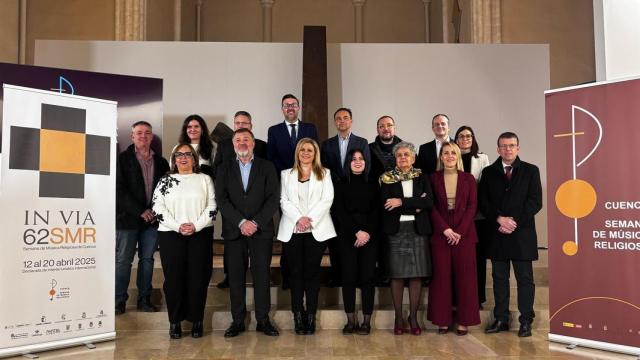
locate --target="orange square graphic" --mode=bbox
[39,129,86,174]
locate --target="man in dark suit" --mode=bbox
[479,132,542,338]
[215,128,281,337]
[320,107,371,287]
[212,110,267,289]
[267,94,319,173]
[213,111,267,178]
[416,114,454,174]
[321,107,371,181]
[115,121,169,315]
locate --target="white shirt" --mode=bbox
[152,173,216,232]
[399,179,415,222]
[285,119,301,137]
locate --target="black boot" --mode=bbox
[305,313,316,335]
[169,322,182,339]
[293,312,306,335]
[191,321,203,338]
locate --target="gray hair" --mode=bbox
[392,141,417,157]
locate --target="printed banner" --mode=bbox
[0,85,117,357]
[546,77,640,355]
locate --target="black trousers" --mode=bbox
[491,259,535,324]
[327,237,341,283]
[475,219,488,304]
[338,235,377,315]
[226,235,273,323]
[284,233,326,314]
[158,227,213,323]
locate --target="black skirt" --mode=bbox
[387,221,432,278]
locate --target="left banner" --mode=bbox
[0,85,116,357]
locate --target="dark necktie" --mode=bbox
[505,165,512,181]
[290,124,297,145]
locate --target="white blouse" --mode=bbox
[152,173,216,232]
[399,179,415,222]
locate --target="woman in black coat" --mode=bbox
[380,141,433,335]
[333,148,379,335]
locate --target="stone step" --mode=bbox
[115,304,550,331]
[125,283,549,308]
[131,255,549,288]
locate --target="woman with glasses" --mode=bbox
[454,126,491,307]
[152,144,216,339]
[333,148,379,335]
[277,138,336,335]
[380,141,433,336]
[427,142,480,335]
[177,115,214,178]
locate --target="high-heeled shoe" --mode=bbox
[393,325,404,335]
[408,316,422,336]
[438,326,449,335]
[456,326,468,336]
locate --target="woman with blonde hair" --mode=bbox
[427,142,480,335]
[278,138,336,335]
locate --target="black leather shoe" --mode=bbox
[115,302,126,315]
[293,312,307,335]
[216,276,230,289]
[342,322,358,334]
[485,320,510,334]
[223,322,245,338]
[191,321,203,338]
[518,322,532,337]
[305,313,316,335]
[169,323,182,339]
[137,296,158,312]
[357,323,371,335]
[256,319,280,336]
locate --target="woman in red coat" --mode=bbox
[427,142,480,335]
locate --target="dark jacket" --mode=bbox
[416,137,453,175]
[380,173,434,236]
[332,174,379,240]
[478,157,542,261]
[320,133,371,182]
[215,157,280,240]
[430,170,478,245]
[368,136,402,183]
[212,137,267,179]
[267,121,318,173]
[116,144,169,230]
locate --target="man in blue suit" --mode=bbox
[267,94,318,290]
[267,94,319,173]
[320,107,371,287]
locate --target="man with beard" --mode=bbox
[215,128,281,337]
[369,115,402,182]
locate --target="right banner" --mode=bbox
[546,77,640,355]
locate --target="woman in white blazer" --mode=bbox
[454,126,491,307]
[278,138,336,335]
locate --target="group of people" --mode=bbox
[115,94,542,341]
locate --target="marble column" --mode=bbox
[352,0,366,43]
[115,0,147,41]
[260,0,274,42]
[173,0,181,41]
[470,0,501,43]
[422,0,432,43]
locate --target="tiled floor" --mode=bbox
[8,329,637,359]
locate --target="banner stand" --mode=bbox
[549,334,640,356]
[0,333,115,358]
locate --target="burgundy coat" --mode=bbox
[429,170,478,245]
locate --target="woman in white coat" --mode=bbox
[278,137,336,335]
[454,125,491,307]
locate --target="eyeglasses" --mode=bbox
[378,124,394,129]
[174,152,193,159]
[498,144,517,150]
[282,104,299,110]
[457,134,473,139]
